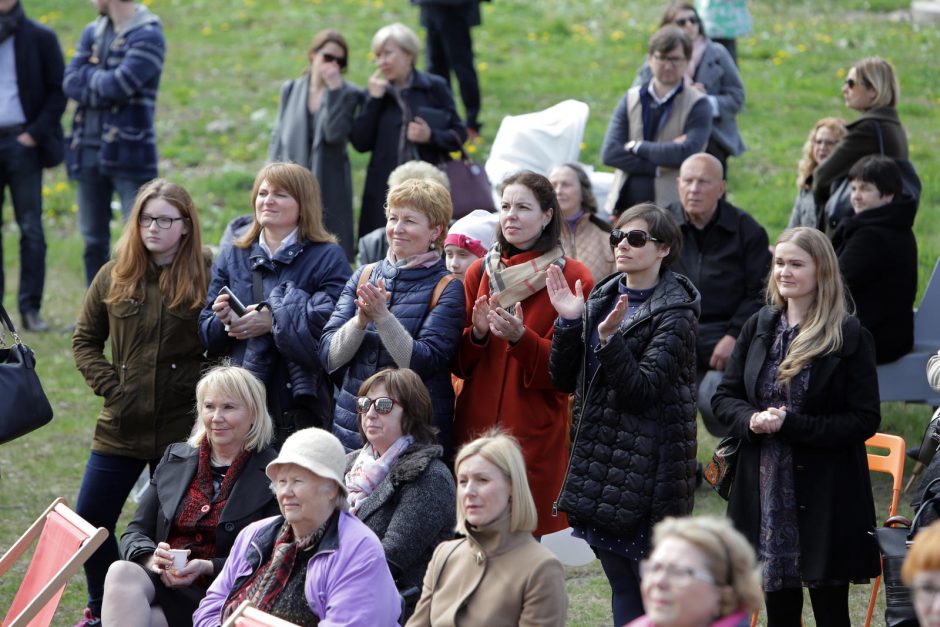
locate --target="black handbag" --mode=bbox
[0,304,54,445]
[704,436,740,500]
[874,477,940,627]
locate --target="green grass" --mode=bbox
[2,0,938,624]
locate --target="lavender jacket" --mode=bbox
[192,512,401,627]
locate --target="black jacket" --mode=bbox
[11,10,66,167]
[549,270,700,537]
[120,442,279,576]
[667,199,770,368]
[344,442,455,593]
[833,194,917,364]
[350,69,466,235]
[713,307,881,581]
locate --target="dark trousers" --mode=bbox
[75,159,145,285]
[75,451,158,616]
[764,584,850,627]
[422,4,481,129]
[596,548,644,626]
[0,134,46,315]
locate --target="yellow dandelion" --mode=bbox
[527,32,537,42]
[142,0,151,5]
[55,181,68,192]
[71,203,78,214]
[42,186,50,198]
[797,44,807,53]
[477,62,488,72]
[39,14,49,23]
[580,142,586,151]
[201,26,212,36]
[374,0,383,8]
[836,67,847,79]
[772,58,783,66]
[611,30,625,42]
[466,144,477,155]
[449,151,462,160]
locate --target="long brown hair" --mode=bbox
[106,179,207,310]
[235,162,337,248]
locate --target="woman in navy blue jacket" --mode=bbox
[200,163,351,444]
[350,22,466,237]
[320,178,465,459]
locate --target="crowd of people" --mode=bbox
[1,0,933,625]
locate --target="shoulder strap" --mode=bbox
[872,120,885,156]
[430,274,457,310]
[357,263,376,292]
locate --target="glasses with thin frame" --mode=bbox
[355,396,398,415]
[138,215,186,229]
[610,229,661,248]
[639,560,716,586]
[653,53,686,66]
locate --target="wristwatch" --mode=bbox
[624,140,641,154]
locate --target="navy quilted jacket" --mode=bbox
[549,270,700,537]
[320,258,466,457]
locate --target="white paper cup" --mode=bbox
[168,549,188,572]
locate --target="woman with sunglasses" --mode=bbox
[713,227,881,625]
[812,57,908,212]
[72,179,209,625]
[453,170,594,539]
[633,1,746,176]
[344,368,455,620]
[548,203,700,625]
[269,29,362,260]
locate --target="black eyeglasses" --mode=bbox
[843,77,870,90]
[610,229,660,248]
[356,396,397,415]
[138,215,186,229]
[675,16,699,27]
[321,52,347,69]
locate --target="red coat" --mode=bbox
[453,251,594,536]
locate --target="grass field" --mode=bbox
[1,0,938,624]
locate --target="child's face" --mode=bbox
[444,245,479,281]
[850,180,893,213]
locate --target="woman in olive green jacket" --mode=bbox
[71,179,209,625]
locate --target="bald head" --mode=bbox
[678,153,726,229]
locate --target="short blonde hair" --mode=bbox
[852,56,900,109]
[188,365,274,452]
[387,160,450,190]
[903,520,940,584]
[454,429,537,534]
[652,516,763,616]
[386,178,453,249]
[371,22,420,61]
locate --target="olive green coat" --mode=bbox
[73,261,205,459]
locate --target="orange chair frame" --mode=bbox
[0,497,108,627]
[865,432,906,627]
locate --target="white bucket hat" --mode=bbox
[265,428,348,496]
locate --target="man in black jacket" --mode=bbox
[667,153,771,435]
[0,0,65,332]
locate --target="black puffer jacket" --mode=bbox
[549,270,700,537]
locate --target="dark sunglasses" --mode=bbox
[610,229,660,248]
[321,52,347,69]
[356,396,397,414]
[843,77,870,90]
[675,16,699,27]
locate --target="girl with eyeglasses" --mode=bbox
[548,203,700,625]
[344,368,455,620]
[787,117,847,229]
[812,57,909,212]
[633,1,747,177]
[268,29,362,260]
[713,227,881,626]
[72,179,210,625]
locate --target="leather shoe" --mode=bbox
[22,311,49,332]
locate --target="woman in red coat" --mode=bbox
[453,170,594,536]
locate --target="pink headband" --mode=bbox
[444,233,486,258]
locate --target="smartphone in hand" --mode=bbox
[219,286,248,317]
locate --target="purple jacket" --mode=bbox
[193,512,401,627]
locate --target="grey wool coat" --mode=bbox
[344,442,456,593]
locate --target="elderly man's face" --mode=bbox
[678,157,725,227]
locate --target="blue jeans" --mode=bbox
[596,549,644,626]
[75,451,158,616]
[75,164,145,285]
[0,135,46,315]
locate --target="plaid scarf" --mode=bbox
[165,439,251,561]
[222,516,330,621]
[483,244,566,314]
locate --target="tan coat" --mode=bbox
[560,214,615,284]
[407,514,567,627]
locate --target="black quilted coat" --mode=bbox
[549,270,700,537]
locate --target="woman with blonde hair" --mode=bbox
[813,57,908,213]
[101,365,279,627]
[713,227,881,625]
[407,430,567,626]
[787,117,847,228]
[201,162,351,444]
[627,516,762,627]
[72,179,209,625]
[902,521,940,627]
